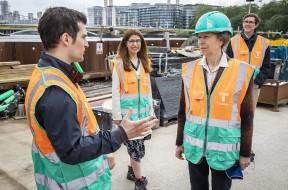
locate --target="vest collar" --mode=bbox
[240,30,257,41]
[38,52,81,83]
[199,52,229,73]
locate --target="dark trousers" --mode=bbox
[188,158,232,190]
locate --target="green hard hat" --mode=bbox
[195,11,233,35]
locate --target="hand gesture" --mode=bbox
[120,110,158,139]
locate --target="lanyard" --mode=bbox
[130,58,140,71]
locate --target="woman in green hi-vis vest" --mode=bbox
[175,11,255,190]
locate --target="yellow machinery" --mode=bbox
[270,39,288,46]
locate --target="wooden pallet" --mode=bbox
[0,61,20,67]
[0,62,36,90]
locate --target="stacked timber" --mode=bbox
[81,81,112,107]
[0,61,35,90]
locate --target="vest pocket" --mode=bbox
[184,123,202,138]
[239,50,248,55]
[192,92,204,101]
[127,78,136,85]
[218,129,240,144]
[183,141,203,164]
[218,128,240,138]
[222,151,239,161]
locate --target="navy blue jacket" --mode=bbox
[35,52,127,164]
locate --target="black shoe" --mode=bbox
[144,134,151,140]
[127,166,136,181]
[134,176,148,190]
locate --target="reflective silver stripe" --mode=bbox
[81,104,89,136]
[27,73,67,129]
[231,62,249,121]
[186,114,240,129]
[121,107,150,115]
[183,61,195,113]
[35,173,64,190]
[209,119,240,129]
[184,134,203,148]
[116,59,126,92]
[183,86,190,114]
[27,80,45,130]
[184,61,194,90]
[32,142,60,163]
[45,152,60,163]
[28,72,90,136]
[32,141,38,153]
[186,115,206,125]
[66,159,108,189]
[260,38,269,67]
[207,142,240,152]
[232,34,239,57]
[121,93,150,99]
[35,158,108,190]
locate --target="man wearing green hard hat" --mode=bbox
[175,11,254,190]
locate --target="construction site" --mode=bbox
[0,0,288,189]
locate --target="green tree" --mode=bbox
[265,15,288,32]
[189,0,288,33]
[258,0,288,31]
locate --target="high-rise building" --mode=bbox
[105,6,128,26]
[28,13,34,20]
[12,10,20,23]
[37,11,42,19]
[87,6,104,26]
[109,0,113,6]
[87,2,220,29]
[104,0,108,7]
[0,0,9,23]
[183,4,197,29]
[139,4,183,28]
[0,0,8,15]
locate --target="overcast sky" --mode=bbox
[7,0,271,16]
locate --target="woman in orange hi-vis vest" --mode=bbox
[111,29,154,190]
[175,11,255,190]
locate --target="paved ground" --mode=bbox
[0,104,288,190]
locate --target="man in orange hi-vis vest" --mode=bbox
[226,13,271,110]
[25,7,157,190]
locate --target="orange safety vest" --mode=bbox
[112,57,152,121]
[182,58,254,170]
[112,57,151,95]
[231,34,269,69]
[25,66,110,189]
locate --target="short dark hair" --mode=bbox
[243,13,261,25]
[38,7,87,50]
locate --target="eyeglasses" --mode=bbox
[243,20,255,24]
[127,39,141,44]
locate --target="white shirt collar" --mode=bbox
[199,52,229,73]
